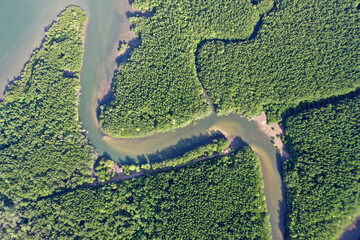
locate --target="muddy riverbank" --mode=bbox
[0,1,287,239]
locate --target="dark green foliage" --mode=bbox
[197,0,360,121]
[282,95,360,239]
[21,148,270,239]
[0,7,96,200]
[99,0,273,138]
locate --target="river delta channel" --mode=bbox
[2,1,358,240]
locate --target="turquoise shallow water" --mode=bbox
[0,0,89,98]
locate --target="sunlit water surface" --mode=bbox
[6,1,357,239]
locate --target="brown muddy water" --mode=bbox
[5,1,358,240]
[72,2,286,237]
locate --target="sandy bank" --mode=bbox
[252,112,290,159]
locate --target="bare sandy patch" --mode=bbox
[252,112,290,159]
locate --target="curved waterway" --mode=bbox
[78,3,286,239]
[0,1,288,239]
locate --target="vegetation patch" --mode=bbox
[150,137,229,169]
[197,0,360,122]
[0,7,96,200]
[0,194,22,239]
[118,137,230,175]
[99,0,273,138]
[19,148,270,239]
[282,94,360,239]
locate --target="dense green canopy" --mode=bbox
[197,0,360,122]
[1,1,359,238]
[99,0,273,137]
[282,95,360,239]
[19,148,271,239]
[0,6,96,200]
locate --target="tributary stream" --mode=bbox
[1,1,357,240]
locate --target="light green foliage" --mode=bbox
[99,0,273,137]
[197,0,360,122]
[118,43,130,53]
[151,137,229,169]
[283,95,360,239]
[95,159,119,182]
[0,195,22,239]
[20,148,271,239]
[122,164,141,174]
[0,7,96,200]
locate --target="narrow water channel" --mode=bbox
[78,3,286,239]
[0,1,289,239]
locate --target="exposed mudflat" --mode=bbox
[252,112,290,159]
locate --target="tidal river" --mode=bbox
[0,1,299,239]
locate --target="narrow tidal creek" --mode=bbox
[78,2,286,238]
[0,1,316,239]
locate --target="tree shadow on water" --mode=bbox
[229,136,249,150]
[129,130,226,164]
[338,218,360,240]
[275,151,288,240]
[115,37,141,66]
